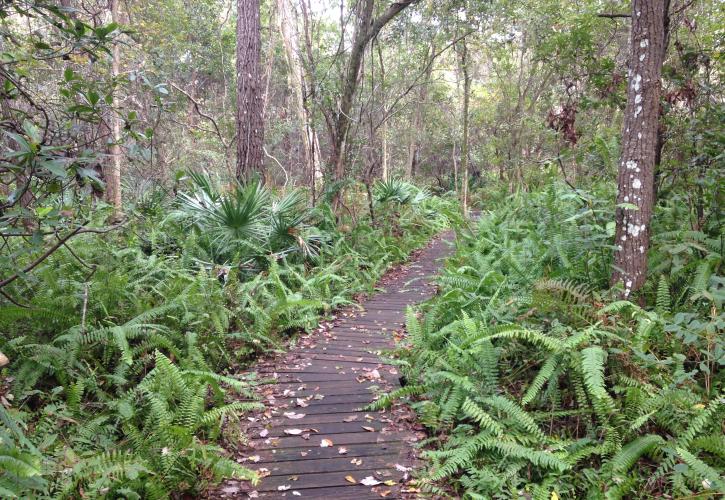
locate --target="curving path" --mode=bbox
[213,231,454,499]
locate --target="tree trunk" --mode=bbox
[105,0,123,220]
[277,0,318,192]
[298,0,323,203]
[376,42,388,181]
[406,43,434,179]
[452,140,458,192]
[457,40,470,218]
[236,0,265,181]
[611,0,667,297]
[327,0,418,204]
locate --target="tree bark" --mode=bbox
[236,0,265,181]
[457,40,470,217]
[105,0,123,220]
[611,0,667,297]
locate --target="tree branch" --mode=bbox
[169,82,229,149]
[0,223,123,289]
[597,13,631,19]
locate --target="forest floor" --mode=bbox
[208,232,455,499]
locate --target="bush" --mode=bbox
[385,182,724,498]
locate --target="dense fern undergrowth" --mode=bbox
[382,182,723,499]
[0,176,456,498]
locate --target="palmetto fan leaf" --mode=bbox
[177,177,270,259]
[268,188,322,258]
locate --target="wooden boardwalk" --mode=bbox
[213,232,454,499]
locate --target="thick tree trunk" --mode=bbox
[105,0,123,220]
[236,0,265,181]
[611,0,667,297]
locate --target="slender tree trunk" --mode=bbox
[381,121,389,181]
[406,43,434,179]
[327,0,418,206]
[105,0,123,220]
[298,0,322,203]
[457,40,470,217]
[452,140,458,192]
[277,0,318,192]
[236,0,264,181]
[376,42,389,181]
[611,0,667,296]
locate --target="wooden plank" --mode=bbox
[258,485,388,500]
[306,353,396,364]
[259,385,397,399]
[257,372,398,384]
[256,378,397,391]
[265,393,376,408]
[252,453,401,476]
[248,419,384,438]
[255,466,405,491]
[249,431,416,450]
[262,410,390,427]
[250,441,406,463]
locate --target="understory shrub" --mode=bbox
[0,177,454,498]
[382,182,723,499]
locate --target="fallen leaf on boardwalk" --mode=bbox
[288,475,298,481]
[320,439,333,447]
[384,480,397,486]
[362,426,375,432]
[343,415,358,422]
[345,475,357,484]
[300,451,307,456]
[338,447,348,454]
[351,458,363,465]
[395,464,412,472]
[301,433,311,440]
[277,485,291,491]
[248,491,259,498]
[284,429,303,435]
[292,492,301,497]
[247,455,260,463]
[360,476,382,486]
[313,394,325,400]
[379,490,392,497]
[283,412,305,419]
[295,398,309,407]
[259,429,268,438]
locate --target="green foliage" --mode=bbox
[0,176,449,497]
[385,182,724,498]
